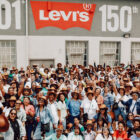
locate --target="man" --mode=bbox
[130,128,140,140]
[81,90,99,123]
[15,100,26,126]
[83,120,96,140]
[44,124,67,140]
[121,88,140,117]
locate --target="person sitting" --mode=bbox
[44,124,67,140]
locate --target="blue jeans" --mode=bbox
[114,107,126,121]
[25,123,33,140]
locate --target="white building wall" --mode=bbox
[0,36,140,68]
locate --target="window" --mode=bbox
[0,40,16,68]
[100,42,121,66]
[131,42,140,65]
[66,41,88,66]
[30,59,54,68]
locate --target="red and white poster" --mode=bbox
[30,1,96,30]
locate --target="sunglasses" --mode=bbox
[11,113,16,116]
[100,108,106,110]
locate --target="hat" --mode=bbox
[30,69,35,74]
[100,104,108,110]
[32,64,38,67]
[133,79,140,84]
[123,78,129,81]
[41,80,48,85]
[99,79,105,84]
[2,65,8,70]
[58,76,64,82]
[86,90,94,96]
[9,96,16,101]
[35,85,42,91]
[86,120,93,126]
[48,87,57,92]
[50,83,58,89]
[71,89,79,97]
[85,86,93,92]
[48,91,56,97]
[39,96,46,101]
[125,83,132,88]
[61,87,68,92]
[0,114,9,132]
[56,124,64,130]
[130,87,139,96]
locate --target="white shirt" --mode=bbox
[95,134,112,140]
[68,132,83,140]
[130,100,137,115]
[83,130,96,140]
[57,101,67,121]
[81,98,98,120]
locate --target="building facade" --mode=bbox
[0,0,140,68]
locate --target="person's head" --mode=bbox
[131,92,139,100]
[128,113,134,120]
[100,104,108,115]
[48,92,56,102]
[133,119,140,129]
[102,127,110,137]
[15,100,21,110]
[118,114,123,122]
[9,109,17,121]
[9,96,16,108]
[118,121,125,132]
[104,86,109,93]
[8,87,14,96]
[23,88,30,96]
[95,88,101,97]
[74,126,81,135]
[72,92,79,100]
[87,90,94,100]
[58,93,65,102]
[98,118,104,126]
[38,96,46,107]
[86,120,93,132]
[56,124,63,138]
[118,86,125,96]
[74,117,80,126]
[135,128,140,138]
[23,97,30,106]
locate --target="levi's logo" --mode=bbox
[30,1,96,30]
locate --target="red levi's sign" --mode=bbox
[30,1,96,30]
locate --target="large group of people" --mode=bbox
[0,63,139,140]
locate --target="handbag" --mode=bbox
[113,102,119,110]
[38,108,50,133]
[83,102,92,122]
[41,122,50,132]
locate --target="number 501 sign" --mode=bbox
[0,0,21,30]
[99,5,134,32]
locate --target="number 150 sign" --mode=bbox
[99,5,134,32]
[0,0,21,30]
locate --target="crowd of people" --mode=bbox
[0,63,139,140]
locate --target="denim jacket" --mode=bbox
[103,92,114,111]
[121,99,140,115]
[35,106,55,124]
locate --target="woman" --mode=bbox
[3,96,16,117]
[102,86,114,112]
[95,118,107,134]
[21,97,35,140]
[95,127,113,140]
[93,104,113,134]
[113,86,126,120]
[68,126,83,140]
[57,92,67,129]
[3,109,26,140]
[33,96,56,140]
[67,90,81,124]
[94,88,104,108]
[73,117,85,132]
[113,121,128,140]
